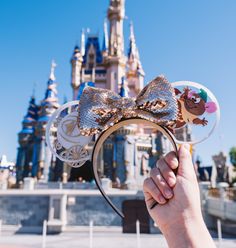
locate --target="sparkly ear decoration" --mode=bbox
[78,76,178,136]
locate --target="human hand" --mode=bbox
[143,144,215,248]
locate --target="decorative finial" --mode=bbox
[49,60,57,81]
[130,21,135,40]
[80,29,85,56]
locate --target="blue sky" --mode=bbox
[0,0,236,165]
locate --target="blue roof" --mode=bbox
[45,88,56,99]
[24,97,38,120]
[37,74,59,123]
[23,118,35,124]
[38,115,50,122]
[21,96,38,134]
[71,45,80,61]
[20,127,34,134]
[83,36,102,64]
[119,77,128,97]
[119,87,126,97]
[43,78,57,101]
[74,45,79,51]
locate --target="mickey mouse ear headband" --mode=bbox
[46,75,220,218]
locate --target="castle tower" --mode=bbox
[106,0,126,93]
[16,96,38,182]
[71,39,84,100]
[32,61,59,181]
[126,22,145,96]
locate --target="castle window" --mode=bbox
[88,53,95,69]
[87,44,96,70]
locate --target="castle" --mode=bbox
[16,0,177,186]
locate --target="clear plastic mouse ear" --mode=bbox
[46,101,93,167]
[171,81,220,144]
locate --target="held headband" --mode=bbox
[46,75,220,217]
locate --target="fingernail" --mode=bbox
[173,156,178,163]
[168,177,176,187]
[171,157,178,169]
[159,195,166,204]
[164,188,173,198]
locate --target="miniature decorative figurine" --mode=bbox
[174,87,217,128]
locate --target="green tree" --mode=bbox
[229,147,236,169]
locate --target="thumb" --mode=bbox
[177,144,196,180]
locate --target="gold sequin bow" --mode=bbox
[78,76,178,136]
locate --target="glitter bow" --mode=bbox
[78,76,178,135]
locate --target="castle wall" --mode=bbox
[67,195,129,226]
[0,189,146,232]
[0,195,49,227]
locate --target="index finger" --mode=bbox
[163,151,178,170]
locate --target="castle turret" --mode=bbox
[38,61,59,122]
[16,96,38,182]
[19,96,38,138]
[32,61,59,181]
[126,22,145,96]
[106,0,126,93]
[107,0,125,56]
[71,43,83,100]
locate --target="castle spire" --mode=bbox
[102,19,108,52]
[128,21,137,60]
[39,61,59,121]
[80,29,85,57]
[106,0,126,93]
[107,0,125,56]
[127,22,145,75]
[16,95,39,182]
[49,60,56,81]
[19,96,38,135]
[126,22,145,96]
[33,63,59,181]
[130,20,135,39]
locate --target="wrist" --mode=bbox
[162,216,215,248]
[160,210,203,235]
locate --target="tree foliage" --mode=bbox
[229,147,236,168]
